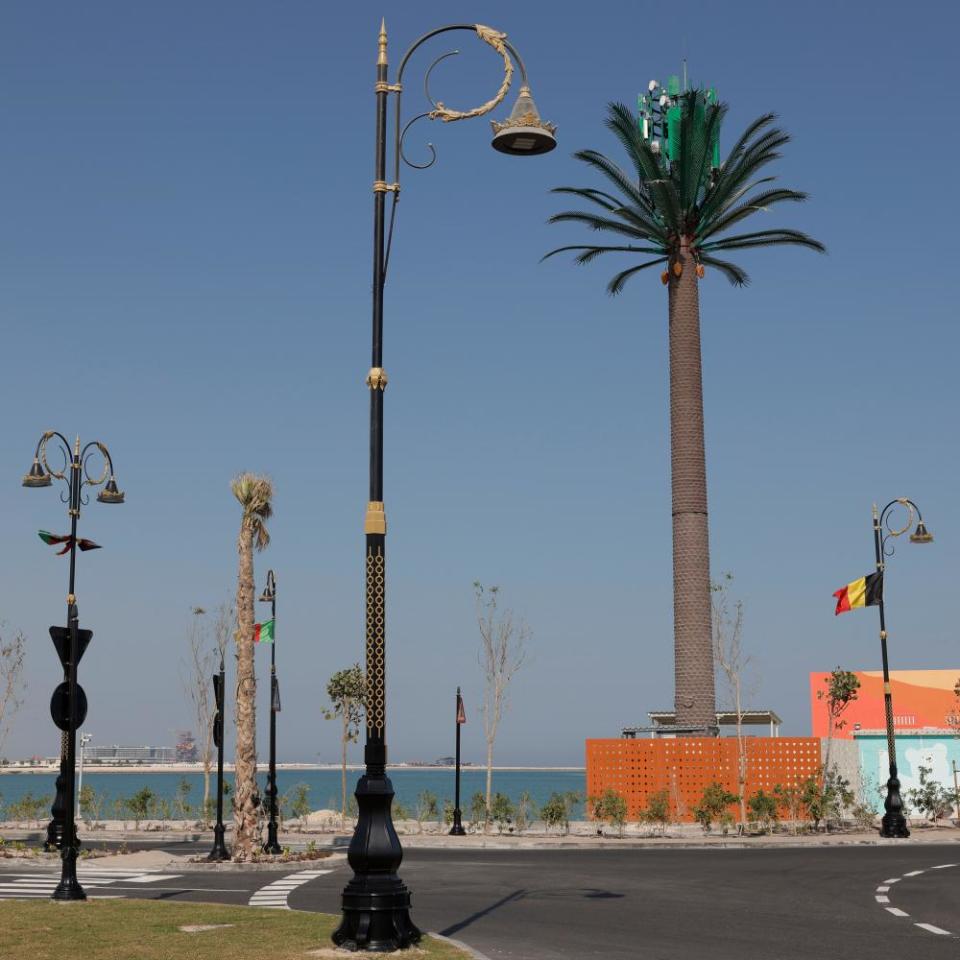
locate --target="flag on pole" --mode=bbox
[456,690,466,725]
[833,572,883,615]
[254,619,275,643]
[38,530,101,555]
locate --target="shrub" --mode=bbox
[906,765,954,823]
[489,793,515,834]
[468,792,488,833]
[126,787,155,829]
[589,788,628,838]
[747,789,778,833]
[640,789,671,835]
[540,793,568,835]
[415,790,438,833]
[692,782,738,833]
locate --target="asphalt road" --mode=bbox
[2,846,958,959]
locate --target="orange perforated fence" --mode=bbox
[585,737,821,822]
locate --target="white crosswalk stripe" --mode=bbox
[248,869,332,910]
[0,868,182,900]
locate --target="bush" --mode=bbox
[589,788,628,838]
[126,787,155,829]
[468,792,488,833]
[747,790,778,833]
[289,783,311,829]
[489,793,515,834]
[540,793,568,834]
[640,789,671,835]
[692,782,738,833]
[515,791,535,834]
[906,765,954,822]
[415,790,438,833]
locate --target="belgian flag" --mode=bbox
[833,571,883,615]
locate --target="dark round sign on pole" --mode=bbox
[50,682,87,732]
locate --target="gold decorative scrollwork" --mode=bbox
[365,547,386,733]
[428,24,513,123]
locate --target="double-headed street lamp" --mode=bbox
[331,21,554,952]
[872,498,933,839]
[258,569,281,855]
[23,430,123,900]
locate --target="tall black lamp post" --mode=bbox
[872,498,933,839]
[449,687,466,835]
[208,649,230,861]
[23,430,123,900]
[259,569,281,854]
[332,21,554,952]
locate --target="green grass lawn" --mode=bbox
[0,900,469,959]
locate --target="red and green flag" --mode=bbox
[833,572,883,615]
[254,619,275,644]
[38,530,101,555]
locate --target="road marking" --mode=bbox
[876,863,958,938]
[0,869,182,901]
[247,868,332,911]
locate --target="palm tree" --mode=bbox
[546,94,824,731]
[230,472,273,859]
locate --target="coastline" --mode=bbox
[0,763,585,775]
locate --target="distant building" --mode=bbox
[85,745,178,764]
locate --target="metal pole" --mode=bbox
[450,688,465,835]
[874,504,909,838]
[953,760,959,822]
[333,21,419,952]
[208,656,229,861]
[53,441,85,900]
[263,582,281,854]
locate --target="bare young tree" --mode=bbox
[181,607,218,826]
[0,624,26,760]
[712,573,750,826]
[474,582,529,820]
[323,664,366,821]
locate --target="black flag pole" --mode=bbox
[450,687,466,836]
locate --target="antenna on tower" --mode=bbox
[682,57,688,92]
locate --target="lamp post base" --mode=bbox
[880,775,910,839]
[262,821,281,855]
[52,848,86,901]
[333,772,421,952]
[207,824,230,862]
[449,811,466,836]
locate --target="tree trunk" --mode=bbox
[485,740,494,834]
[669,236,716,732]
[341,713,348,820]
[233,518,258,859]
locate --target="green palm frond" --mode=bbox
[607,258,670,295]
[546,94,823,291]
[573,149,654,213]
[697,188,810,241]
[548,211,660,243]
[698,254,750,286]
[604,101,667,184]
[542,244,666,264]
[702,229,825,253]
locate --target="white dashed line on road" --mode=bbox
[886,907,910,918]
[915,923,950,935]
[875,863,958,938]
[247,869,332,911]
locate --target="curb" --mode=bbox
[430,931,494,960]
[178,853,347,872]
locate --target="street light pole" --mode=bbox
[23,430,123,900]
[332,21,554,953]
[208,651,230,861]
[872,498,933,839]
[450,688,465,836]
[259,570,281,854]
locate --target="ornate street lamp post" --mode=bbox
[872,498,933,839]
[23,430,124,900]
[259,569,281,854]
[332,21,554,952]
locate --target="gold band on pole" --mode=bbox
[365,501,387,535]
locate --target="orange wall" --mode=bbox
[585,737,821,822]
[809,670,959,739]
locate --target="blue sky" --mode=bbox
[1,1,957,766]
